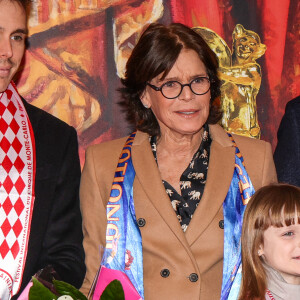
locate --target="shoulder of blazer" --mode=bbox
[85,131,150,178]
[231,133,276,188]
[209,123,270,152]
[285,95,300,112]
[231,133,272,167]
[232,133,271,149]
[86,131,149,158]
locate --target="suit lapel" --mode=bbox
[131,126,236,248]
[185,125,235,246]
[132,132,188,244]
[22,98,40,133]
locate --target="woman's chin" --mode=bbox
[166,126,204,137]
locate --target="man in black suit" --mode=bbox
[274,95,300,187]
[0,0,85,298]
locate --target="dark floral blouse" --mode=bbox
[150,124,212,232]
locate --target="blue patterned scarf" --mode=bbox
[102,132,144,298]
[220,133,255,300]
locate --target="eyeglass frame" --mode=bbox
[146,76,212,99]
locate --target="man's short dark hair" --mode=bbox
[119,22,221,136]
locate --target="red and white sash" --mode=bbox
[0,82,36,298]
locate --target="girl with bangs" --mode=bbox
[239,183,300,300]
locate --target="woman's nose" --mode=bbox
[178,85,194,101]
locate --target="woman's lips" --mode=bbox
[176,110,199,115]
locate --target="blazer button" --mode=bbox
[219,220,224,229]
[189,273,198,282]
[137,218,146,227]
[160,269,170,278]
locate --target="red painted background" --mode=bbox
[17,0,300,164]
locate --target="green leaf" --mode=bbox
[53,280,88,300]
[100,280,125,300]
[29,277,58,300]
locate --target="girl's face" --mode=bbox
[259,219,300,284]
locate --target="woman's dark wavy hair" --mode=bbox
[119,22,221,136]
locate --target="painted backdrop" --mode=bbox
[15,0,300,163]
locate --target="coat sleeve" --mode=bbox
[37,127,86,288]
[80,146,108,296]
[274,100,300,187]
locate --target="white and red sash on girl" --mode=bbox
[0,82,35,298]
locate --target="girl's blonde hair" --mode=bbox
[239,183,300,299]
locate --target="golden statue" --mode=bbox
[194,24,266,138]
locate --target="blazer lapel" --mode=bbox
[132,132,188,244]
[131,126,236,248]
[185,125,235,246]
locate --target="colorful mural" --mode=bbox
[15,0,300,163]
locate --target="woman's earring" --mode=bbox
[258,250,262,256]
[143,103,149,109]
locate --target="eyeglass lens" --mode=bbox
[162,77,210,99]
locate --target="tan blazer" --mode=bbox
[80,124,277,300]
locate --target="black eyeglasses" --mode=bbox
[146,76,211,99]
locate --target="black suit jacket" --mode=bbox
[11,100,85,299]
[274,96,300,187]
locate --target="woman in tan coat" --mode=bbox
[80,23,277,300]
